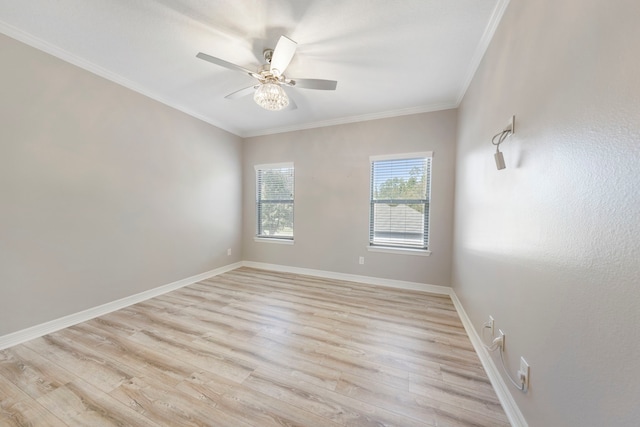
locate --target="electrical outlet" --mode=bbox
[359,256,364,265]
[519,357,530,388]
[227,248,232,256]
[497,329,506,351]
[488,316,495,335]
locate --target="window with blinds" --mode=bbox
[255,163,294,240]
[369,153,432,250]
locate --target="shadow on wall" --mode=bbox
[454,246,638,422]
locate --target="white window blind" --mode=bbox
[255,163,294,239]
[369,154,431,250]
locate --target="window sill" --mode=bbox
[367,246,431,256]
[254,237,294,245]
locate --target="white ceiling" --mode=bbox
[0,0,508,137]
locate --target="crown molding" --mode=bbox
[1,0,509,140]
[455,0,511,106]
[0,20,243,137]
[241,102,458,138]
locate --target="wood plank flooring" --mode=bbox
[0,267,509,426]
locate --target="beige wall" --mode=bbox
[453,1,640,425]
[8,3,640,423]
[0,34,243,336]
[242,111,457,286]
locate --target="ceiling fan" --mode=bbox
[196,36,337,111]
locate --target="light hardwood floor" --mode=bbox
[0,267,509,426]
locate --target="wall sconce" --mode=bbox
[492,115,515,170]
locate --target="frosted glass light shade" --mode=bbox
[254,82,289,111]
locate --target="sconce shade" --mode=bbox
[495,151,506,170]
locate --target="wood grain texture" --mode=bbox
[0,267,509,426]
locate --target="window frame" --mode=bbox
[368,152,432,253]
[254,162,295,242]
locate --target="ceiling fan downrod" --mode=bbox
[263,49,274,64]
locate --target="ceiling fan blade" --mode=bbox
[196,52,260,79]
[270,36,297,76]
[289,78,338,90]
[224,85,258,99]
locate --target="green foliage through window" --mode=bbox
[256,165,294,239]
[370,155,431,249]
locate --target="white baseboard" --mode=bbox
[0,262,243,351]
[241,261,525,425]
[0,259,527,426]
[241,261,451,295]
[449,291,528,427]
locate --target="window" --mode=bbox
[255,163,294,240]
[369,152,432,250]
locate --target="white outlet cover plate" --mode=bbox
[520,357,530,385]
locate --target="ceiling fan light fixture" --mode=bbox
[197,35,336,112]
[254,82,289,111]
